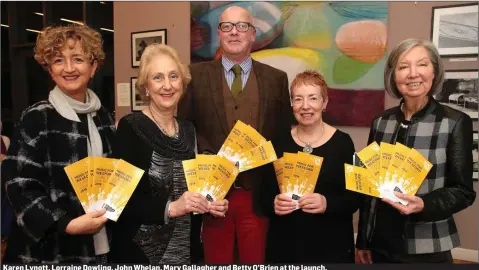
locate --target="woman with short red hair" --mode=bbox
[264,70,361,263]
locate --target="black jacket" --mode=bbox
[357,98,476,254]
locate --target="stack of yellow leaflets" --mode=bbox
[64,157,144,221]
[217,120,277,172]
[182,154,239,202]
[345,142,433,205]
[273,152,324,209]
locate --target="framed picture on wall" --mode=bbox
[433,70,478,119]
[131,77,147,111]
[131,29,167,67]
[431,3,478,57]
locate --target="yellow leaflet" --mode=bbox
[203,156,222,194]
[273,157,284,193]
[230,125,266,163]
[296,152,312,157]
[203,156,238,201]
[357,142,381,180]
[64,157,90,212]
[218,120,250,162]
[182,159,198,193]
[344,164,380,198]
[92,157,117,207]
[238,141,277,172]
[282,153,298,194]
[103,159,144,222]
[396,148,433,195]
[87,157,95,208]
[218,121,267,165]
[289,152,323,198]
[240,124,267,152]
[387,143,411,178]
[196,154,220,193]
[379,142,395,183]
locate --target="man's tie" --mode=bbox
[231,64,242,100]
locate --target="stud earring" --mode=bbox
[146,90,150,97]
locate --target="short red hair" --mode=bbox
[290,70,328,100]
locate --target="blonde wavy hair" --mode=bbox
[34,24,105,69]
[136,44,192,104]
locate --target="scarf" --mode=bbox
[48,86,109,255]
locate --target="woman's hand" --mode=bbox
[65,209,108,235]
[357,249,373,264]
[298,193,327,214]
[382,191,424,215]
[274,194,296,215]
[169,191,209,217]
[209,199,229,217]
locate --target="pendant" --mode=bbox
[303,143,313,154]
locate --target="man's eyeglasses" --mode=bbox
[218,22,253,33]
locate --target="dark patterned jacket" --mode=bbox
[356,98,476,254]
[2,100,115,263]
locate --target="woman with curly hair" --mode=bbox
[2,24,115,263]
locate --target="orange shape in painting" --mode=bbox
[335,20,387,63]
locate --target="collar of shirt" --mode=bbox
[221,55,253,74]
[396,97,434,124]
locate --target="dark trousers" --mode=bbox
[371,248,453,263]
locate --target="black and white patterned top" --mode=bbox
[110,112,196,264]
[357,97,476,254]
[2,100,116,263]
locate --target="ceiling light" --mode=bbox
[100,28,114,33]
[1,24,9,28]
[34,12,44,16]
[60,18,84,25]
[26,28,41,33]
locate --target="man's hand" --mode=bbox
[209,199,229,217]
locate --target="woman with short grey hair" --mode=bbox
[383,38,445,99]
[356,38,476,263]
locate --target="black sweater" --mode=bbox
[264,128,361,263]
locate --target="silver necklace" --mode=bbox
[297,123,324,154]
[149,107,179,139]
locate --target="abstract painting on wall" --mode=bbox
[191,1,388,126]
